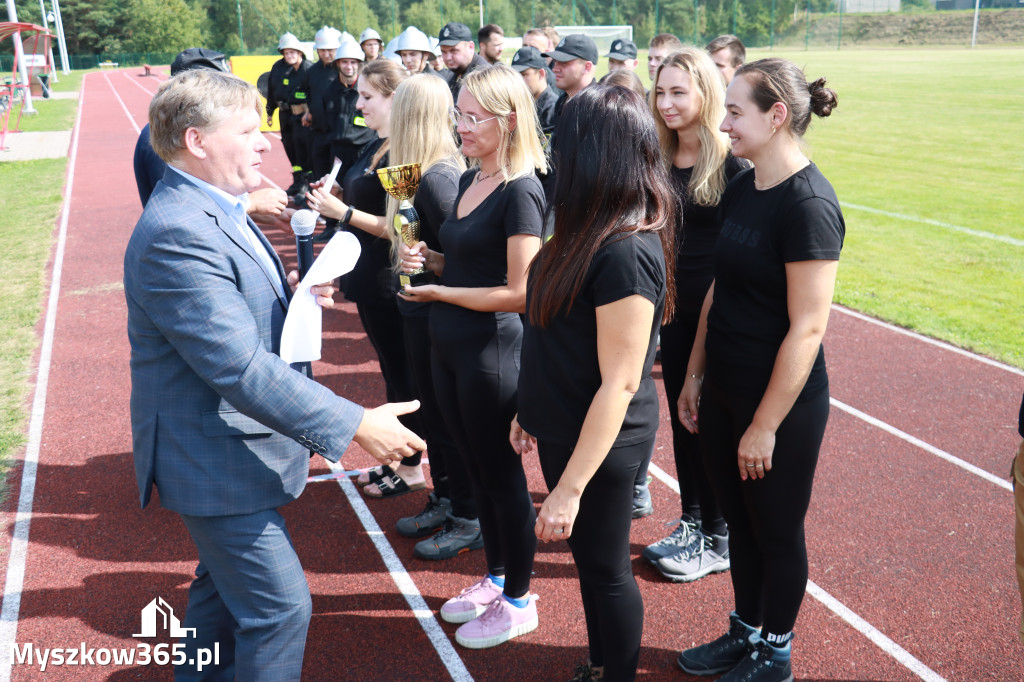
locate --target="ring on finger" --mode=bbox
[554,528,564,534]
[745,464,755,468]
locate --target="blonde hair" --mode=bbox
[649,48,731,207]
[149,70,261,163]
[385,74,466,263]
[359,59,408,172]
[461,64,548,180]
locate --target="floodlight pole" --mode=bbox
[5,0,36,113]
[51,0,69,73]
[970,0,980,47]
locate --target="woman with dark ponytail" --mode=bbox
[675,58,842,682]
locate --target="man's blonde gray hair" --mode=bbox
[149,70,262,163]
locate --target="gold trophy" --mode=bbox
[377,163,434,288]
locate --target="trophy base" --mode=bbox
[400,270,435,289]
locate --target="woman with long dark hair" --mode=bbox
[512,84,676,681]
[642,47,747,582]
[676,58,842,682]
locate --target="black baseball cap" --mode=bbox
[543,34,599,64]
[510,46,547,72]
[170,47,230,76]
[438,22,474,46]
[606,38,638,60]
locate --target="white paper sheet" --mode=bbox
[280,231,361,363]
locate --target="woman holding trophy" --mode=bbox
[375,74,485,560]
[398,65,548,649]
[306,59,430,499]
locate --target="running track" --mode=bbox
[0,67,1020,681]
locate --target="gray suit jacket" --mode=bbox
[124,168,364,516]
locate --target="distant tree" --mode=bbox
[121,0,207,53]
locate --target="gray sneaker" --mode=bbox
[414,514,484,560]
[396,493,451,538]
[656,531,730,582]
[642,515,699,563]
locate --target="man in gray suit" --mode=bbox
[124,69,426,681]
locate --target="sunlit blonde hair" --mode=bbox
[149,70,261,163]
[385,74,466,263]
[649,48,731,207]
[461,64,548,180]
[359,59,408,172]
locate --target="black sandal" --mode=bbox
[356,465,393,487]
[363,472,427,499]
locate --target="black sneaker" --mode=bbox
[718,638,793,682]
[414,515,484,560]
[677,612,759,675]
[396,493,451,538]
[642,515,699,563]
[632,482,653,519]
[568,662,603,681]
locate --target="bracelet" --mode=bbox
[342,206,354,225]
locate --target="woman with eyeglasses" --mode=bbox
[398,64,548,650]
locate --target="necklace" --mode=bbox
[473,168,502,185]
[754,163,807,191]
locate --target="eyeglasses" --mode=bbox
[449,107,499,132]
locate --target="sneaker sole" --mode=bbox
[440,604,489,624]
[631,504,654,520]
[657,559,730,583]
[454,616,538,649]
[414,535,485,561]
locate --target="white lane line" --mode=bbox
[104,72,141,134]
[327,460,473,682]
[805,582,946,682]
[121,68,158,96]
[651,458,946,681]
[841,202,1024,248]
[831,306,1024,377]
[0,72,86,682]
[830,398,1012,492]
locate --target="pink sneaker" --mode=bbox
[454,594,539,649]
[440,576,503,624]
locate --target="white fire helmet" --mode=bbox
[313,26,342,51]
[394,26,432,55]
[360,28,382,45]
[334,38,365,62]
[277,32,303,53]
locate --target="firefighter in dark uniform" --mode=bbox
[321,38,377,239]
[298,26,344,239]
[266,32,313,199]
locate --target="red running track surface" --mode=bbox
[0,67,1020,681]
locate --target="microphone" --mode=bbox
[290,209,318,279]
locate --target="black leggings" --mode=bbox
[698,378,829,636]
[538,438,650,681]
[402,314,477,518]
[659,316,725,534]
[356,302,423,467]
[430,308,537,598]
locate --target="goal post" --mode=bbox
[552,25,633,53]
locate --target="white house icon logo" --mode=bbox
[133,597,196,638]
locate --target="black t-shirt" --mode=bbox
[396,160,462,317]
[706,163,845,401]
[341,139,393,305]
[672,154,748,319]
[267,57,311,115]
[518,230,667,448]
[437,171,545,289]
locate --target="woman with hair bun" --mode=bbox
[675,58,842,682]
